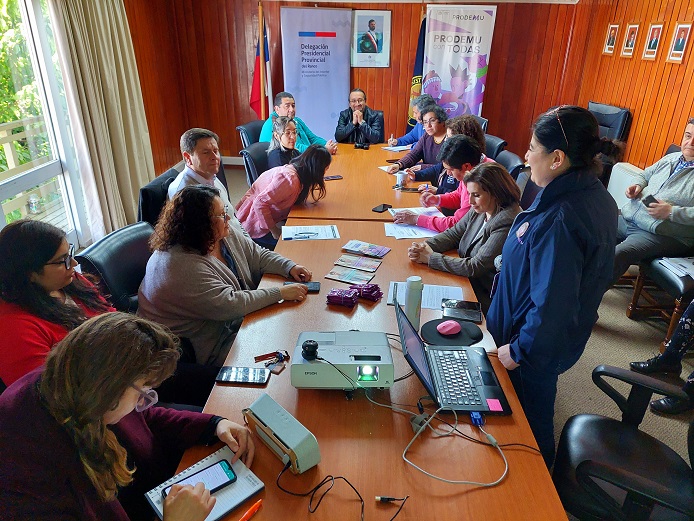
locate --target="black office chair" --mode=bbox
[484,134,507,160]
[495,150,524,180]
[138,168,179,226]
[588,101,631,185]
[76,222,154,313]
[240,141,270,186]
[236,120,265,149]
[373,109,385,143]
[553,365,693,521]
[516,168,542,210]
[471,114,488,132]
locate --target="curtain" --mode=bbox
[48,0,155,238]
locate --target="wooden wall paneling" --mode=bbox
[485,4,513,139]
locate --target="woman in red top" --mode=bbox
[0,219,114,386]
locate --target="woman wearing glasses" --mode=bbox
[267,116,301,168]
[386,104,448,174]
[139,185,310,367]
[0,220,114,387]
[0,313,254,520]
[486,106,622,467]
[236,144,331,247]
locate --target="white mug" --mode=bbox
[395,171,407,187]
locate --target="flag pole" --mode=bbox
[258,1,267,119]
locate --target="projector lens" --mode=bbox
[357,365,378,381]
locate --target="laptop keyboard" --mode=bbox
[432,350,482,406]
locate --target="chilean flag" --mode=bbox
[250,24,273,119]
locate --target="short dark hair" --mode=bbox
[368,19,375,24]
[420,104,448,125]
[687,117,694,126]
[463,163,521,210]
[274,91,294,108]
[151,185,220,255]
[437,134,482,169]
[446,115,485,151]
[412,94,435,110]
[180,128,219,155]
[290,144,331,204]
[349,88,367,102]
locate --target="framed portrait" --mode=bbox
[603,24,619,55]
[668,22,691,63]
[351,10,391,68]
[621,24,639,57]
[643,23,664,60]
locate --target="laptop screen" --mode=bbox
[393,299,436,397]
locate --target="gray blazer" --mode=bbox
[426,204,520,311]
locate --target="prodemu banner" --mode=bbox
[281,7,352,140]
[423,6,497,118]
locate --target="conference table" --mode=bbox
[177,148,568,521]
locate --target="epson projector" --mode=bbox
[290,331,394,390]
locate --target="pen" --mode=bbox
[425,184,429,191]
[238,499,263,521]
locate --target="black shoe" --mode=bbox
[630,355,682,375]
[650,396,694,415]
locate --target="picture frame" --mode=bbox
[642,23,664,60]
[350,10,391,68]
[621,24,639,57]
[603,24,619,55]
[667,22,691,63]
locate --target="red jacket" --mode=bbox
[0,276,114,386]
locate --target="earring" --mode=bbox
[551,165,557,170]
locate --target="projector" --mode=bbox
[290,331,394,390]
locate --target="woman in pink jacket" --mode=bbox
[235,144,331,248]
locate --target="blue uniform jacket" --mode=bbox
[486,168,618,373]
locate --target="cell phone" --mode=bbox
[215,366,271,385]
[162,459,236,498]
[385,159,399,164]
[398,187,420,192]
[324,175,343,181]
[441,299,483,324]
[285,281,320,293]
[642,195,657,207]
[372,203,392,213]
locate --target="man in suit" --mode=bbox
[359,19,380,53]
[335,88,384,144]
[626,30,636,49]
[648,28,660,50]
[674,29,687,52]
[606,28,616,47]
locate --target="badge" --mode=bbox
[516,222,529,241]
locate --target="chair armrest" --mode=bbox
[592,365,689,427]
[577,460,693,517]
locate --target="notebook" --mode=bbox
[394,298,511,415]
[145,445,264,520]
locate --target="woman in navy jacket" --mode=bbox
[486,106,621,467]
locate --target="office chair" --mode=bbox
[587,101,631,186]
[471,114,488,132]
[137,167,179,226]
[516,168,542,210]
[374,109,386,143]
[553,365,693,521]
[240,141,270,186]
[484,134,507,160]
[495,150,524,180]
[236,120,265,149]
[75,221,154,312]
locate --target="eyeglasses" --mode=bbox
[130,384,158,412]
[422,118,438,126]
[350,98,365,104]
[45,243,75,269]
[282,130,298,137]
[214,205,231,222]
[547,106,569,147]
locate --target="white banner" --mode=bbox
[281,7,352,141]
[423,5,497,118]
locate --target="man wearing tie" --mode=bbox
[674,28,687,52]
[648,28,660,50]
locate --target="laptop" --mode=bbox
[394,298,512,415]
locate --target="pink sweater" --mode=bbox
[235,165,302,238]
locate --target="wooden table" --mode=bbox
[289,144,424,222]
[178,219,567,521]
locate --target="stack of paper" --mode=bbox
[325,266,374,284]
[334,254,382,272]
[342,239,390,258]
[384,223,438,239]
[659,257,694,278]
[386,281,464,310]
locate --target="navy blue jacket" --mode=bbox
[415,163,459,194]
[486,168,618,373]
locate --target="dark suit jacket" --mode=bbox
[674,38,686,52]
[335,106,384,144]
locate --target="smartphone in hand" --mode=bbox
[642,195,658,207]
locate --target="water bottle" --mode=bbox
[405,276,423,331]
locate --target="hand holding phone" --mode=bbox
[285,281,320,293]
[642,194,658,207]
[162,460,237,498]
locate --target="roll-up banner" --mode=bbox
[423,6,497,118]
[281,7,352,141]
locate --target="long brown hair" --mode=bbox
[40,313,180,500]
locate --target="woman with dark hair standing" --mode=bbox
[408,163,521,313]
[236,144,331,245]
[267,116,301,168]
[486,105,621,467]
[0,219,114,386]
[0,313,254,520]
[139,185,310,367]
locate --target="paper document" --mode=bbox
[325,266,375,284]
[334,254,382,272]
[378,165,394,172]
[659,257,694,278]
[387,281,464,309]
[342,239,390,258]
[382,145,412,152]
[384,223,438,239]
[282,225,340,241]
[387,207,444,218]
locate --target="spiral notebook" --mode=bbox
[145,445,264,520]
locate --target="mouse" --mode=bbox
[437,320,461,336]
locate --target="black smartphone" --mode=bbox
[385,159,399,164]
[324,175,343,181]
[441,299,483,324]
[285,281,320,293]
[162,459,236,498]
[216,366,270,385]
[642,195,657,207]
[372,203,392,213]
[398,187,420,192]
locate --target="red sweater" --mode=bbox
[0,278,114,386]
